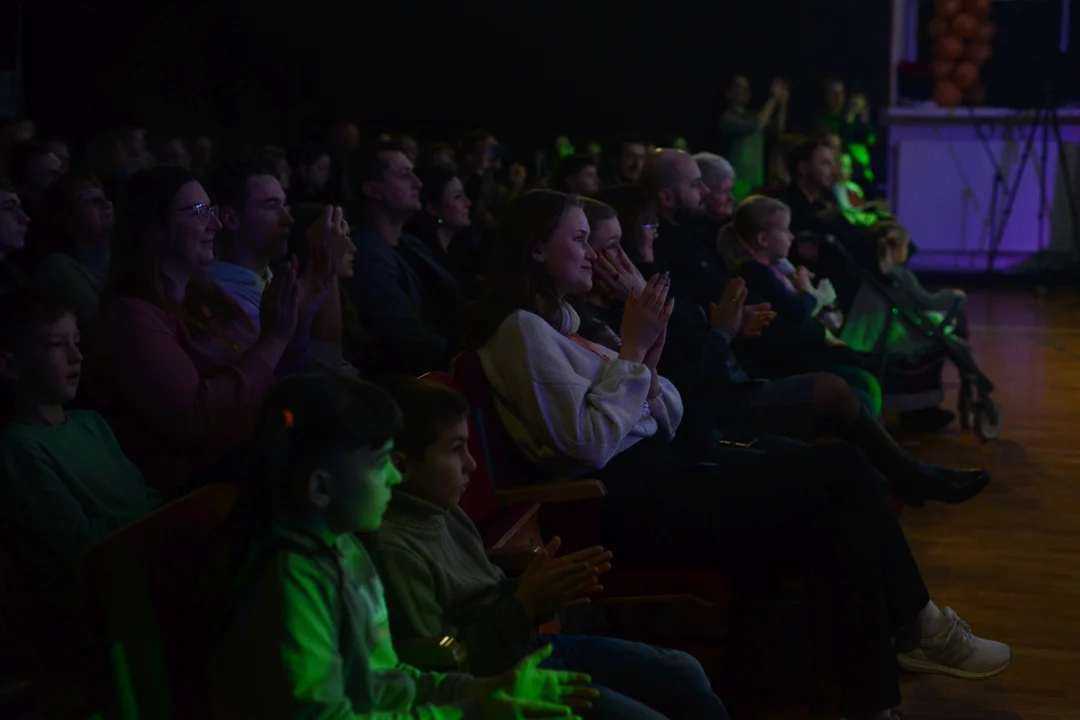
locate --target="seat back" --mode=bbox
[78,483,239,720]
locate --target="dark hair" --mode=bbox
[108,165,242,335]
[27,172,107,266]
[4,139,55,186]
[417,142,455,170]
[0,288,72,354]
[609,133,648,158]
[210,158,280,213]
[218,373,402,619]
[0,290,73,425]
[416,165,458,212]
[379,375,468,458]
[554,154,597,193]
[469,189,583,348]
[345,139,404,216]
[786,139,829,181]
[593,185,658,267]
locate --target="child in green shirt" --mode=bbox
[207,372,594,719]
[0,289,160,611]
[373,375,728,719]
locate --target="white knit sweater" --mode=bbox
[477,304,683,477]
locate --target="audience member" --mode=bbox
[157,136,192,169]
[718,75,788,201]
[4,139,65,217]
[206,372,592,719]
[28,173,113,333]
[691,152,736,239]
[346,142,465,376]
[0,179,29,294]
[603,134,647,187]
[458,129,500,235]
[43,136,71,174]
[815,78,876,191]
[555,153,600,196]
[0,117,35,153]
[374,375,730,719]
[287,139,333,205]
[417,141,456,170]
[404,164,484,299]
[259,145,292,192]
[469,189,1010,720]
[0,290,159,612]
[84,166,330,499]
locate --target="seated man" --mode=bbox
[0,290,160,613]
[372,376,729,720]
[346,142,468,376]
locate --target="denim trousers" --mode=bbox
[538,632,728,719]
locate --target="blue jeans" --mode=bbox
[538,633,728,719]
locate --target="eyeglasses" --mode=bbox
[642,222,660,231]
[175,202,219,225]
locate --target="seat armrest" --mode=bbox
[495,480,606,506]
[395,636,468,671]
[487,546,540,573]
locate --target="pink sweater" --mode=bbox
[85,297,276,500]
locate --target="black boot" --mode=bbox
[841,407,990,507]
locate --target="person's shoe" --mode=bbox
[895,465,990,507]
[900,406,957,432]
[897,607,1011,680]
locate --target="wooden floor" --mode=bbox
[888,291,1080,719]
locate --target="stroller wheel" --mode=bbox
[973,399,1002,442]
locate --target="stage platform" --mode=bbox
[884,107,1080,276]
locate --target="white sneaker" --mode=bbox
[897,606,1011,680]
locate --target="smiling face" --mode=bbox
[0,312,83,405]
[533,204,596,298]
[160,180,222,274]
[431,176,471,231]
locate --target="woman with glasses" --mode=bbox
[83,166,335,500]
[0,178,30,295]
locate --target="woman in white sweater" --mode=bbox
[470,190,1011,720]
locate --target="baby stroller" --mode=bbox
[821,234,1001,442]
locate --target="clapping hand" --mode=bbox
[469,645,596,719]
[514,537,612,620]
[709,278,748,333]
[297,205,346,318]
[740,303,775,338]
[620,273,674,364]
[593,246,646,303]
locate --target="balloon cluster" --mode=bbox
[929,0,995,107]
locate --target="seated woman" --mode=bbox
[29,172,114,333]
[0,290,159,615]
[206,373,591,719]
[586,189,988,507]
[470,189,1010,720]
[717,194,883,415]
[404,165,485,300]
[0,179,30,295]
[83,166,336,500]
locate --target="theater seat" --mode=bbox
[78,483,239,720]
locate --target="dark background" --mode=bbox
[17,0,894,155]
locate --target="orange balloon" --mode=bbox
[935,36,965,61]
[952,12,978,38]
[964,82,987,105]
[932,58,956,79]
[928,16,949,38]
[965,0,991,17]
[965,41,993,66]
[976,22,997,42]
[953,62,980,90]
[935,0,962,19]
[933,80,963,108]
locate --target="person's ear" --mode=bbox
[362,179,381,203]
[755,230,770,249]
[305,469,334,510]
[0,351,20,381]
[531,241,546,263]
[657,187,676,210]
[220,205,242,233]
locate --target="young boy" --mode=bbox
[207,373,593,719]
[0,289,161,611]
[375,376,728,720]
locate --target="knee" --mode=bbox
[658,648,711,688]
[811,372,860,417]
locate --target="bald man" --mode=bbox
[642,149,731,314]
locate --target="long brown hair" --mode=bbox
[468,189,582,349]
[107,166,245,336]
